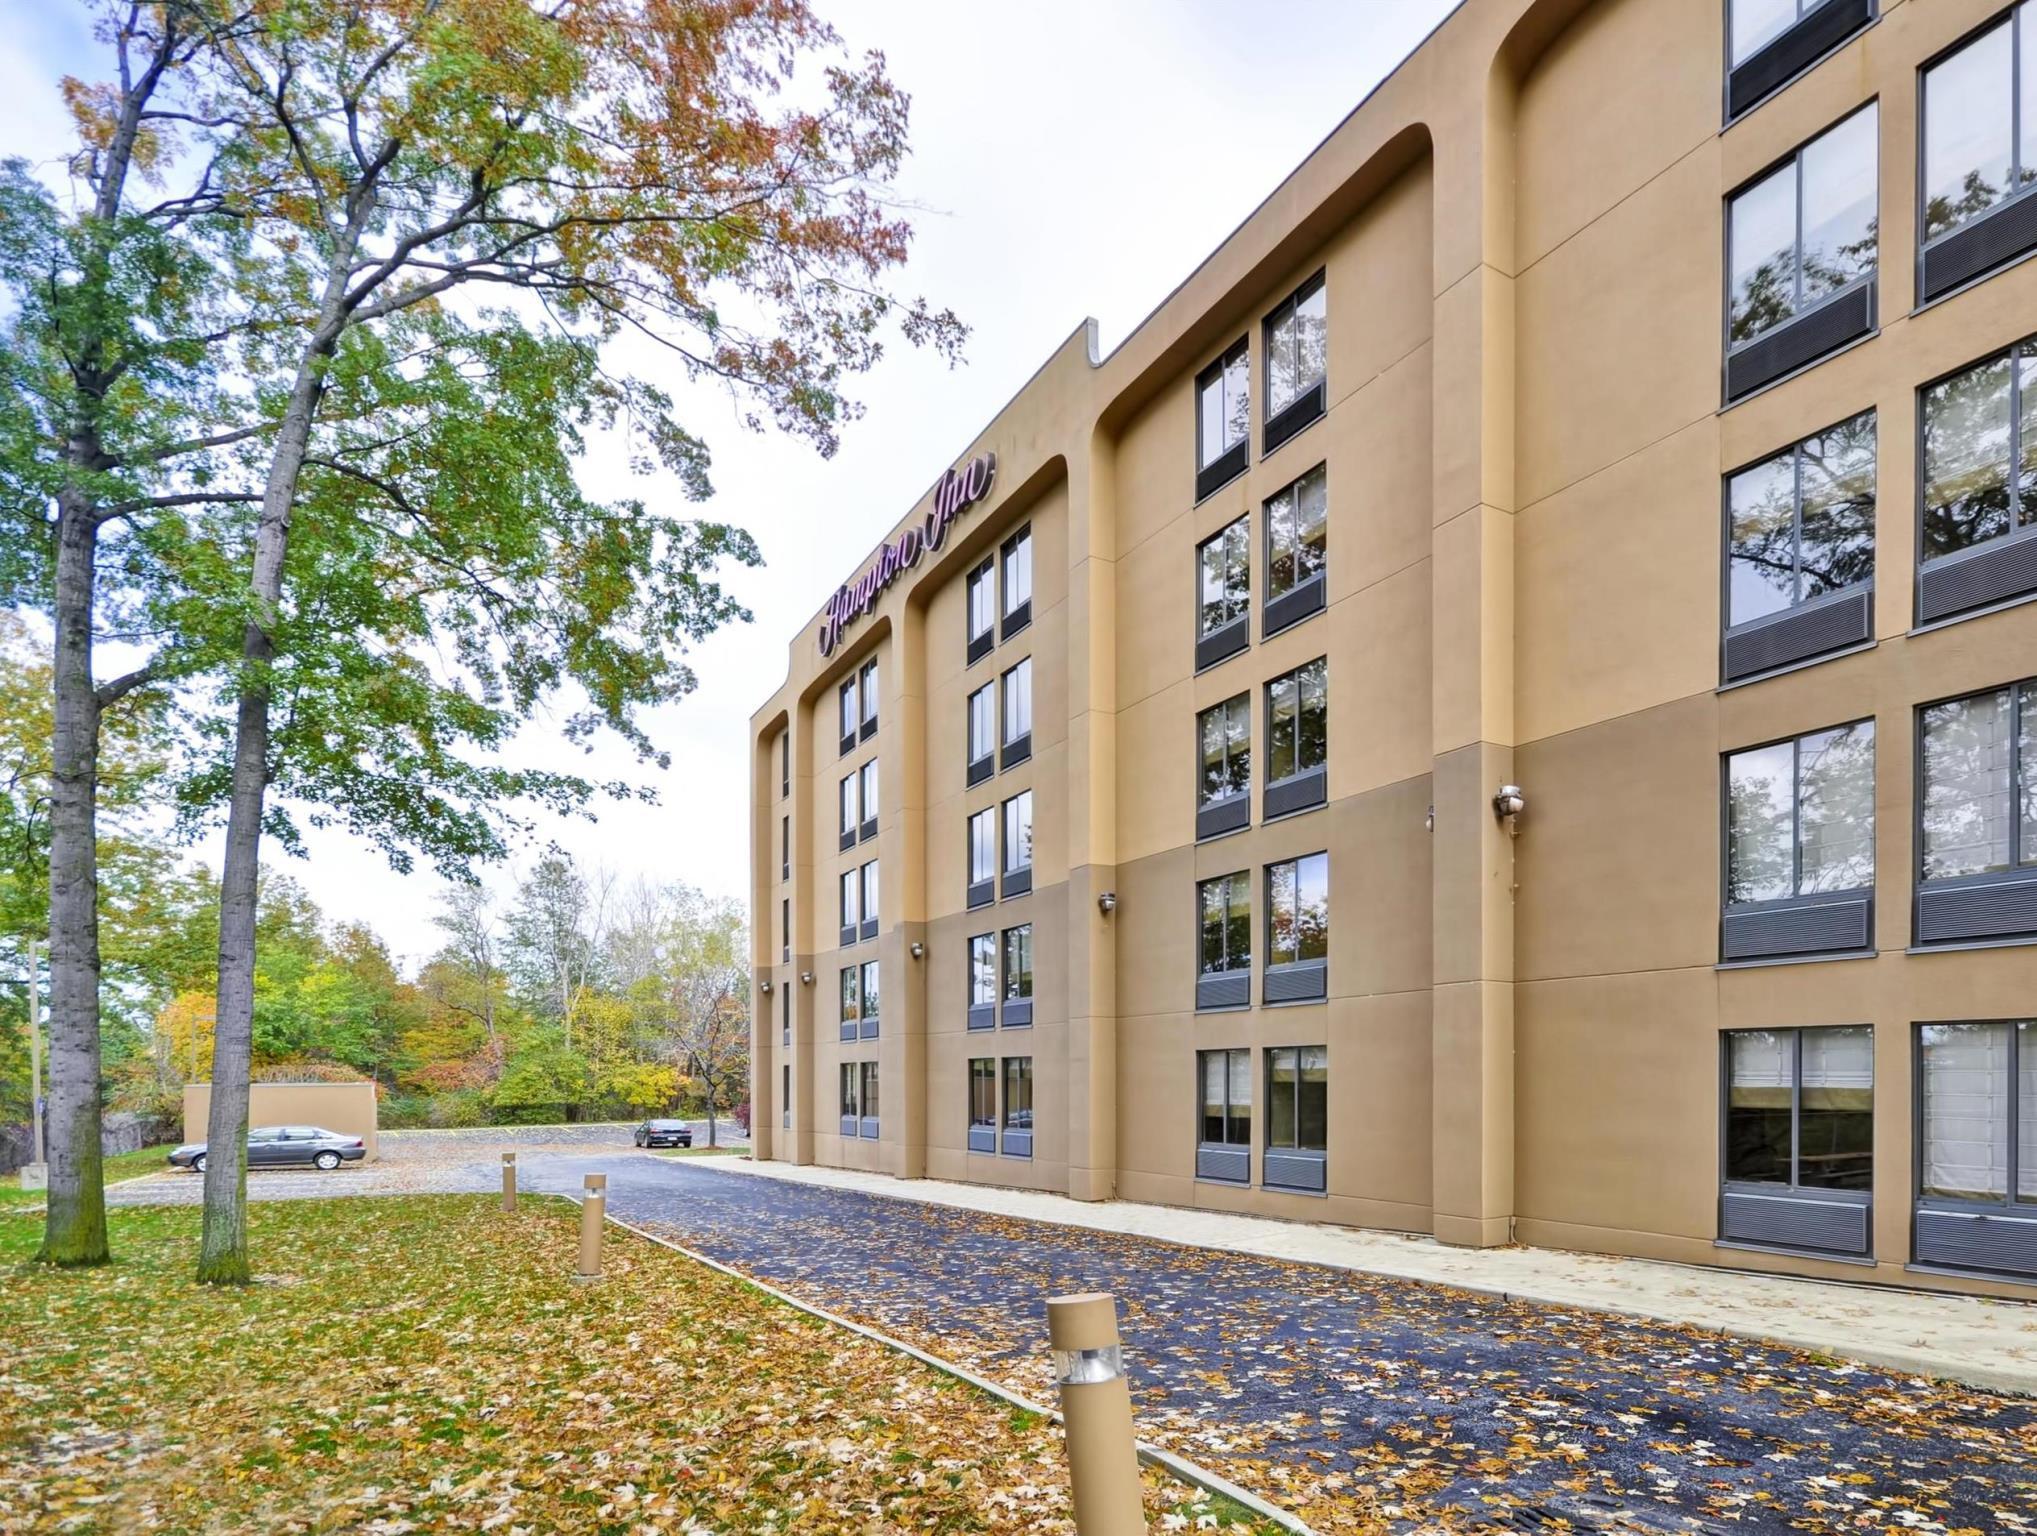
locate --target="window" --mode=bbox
[838,965,861,1040]
[968,1057,998,1151]
[838,676,857,752]
[860,1060,880,1135]
[781,898,790,962]
[859,760,879,839]
[1001,527,1032,636]
[860,959,880,1036]
[1916,1021,2037,1277]
[1197,694,1251,840]
[1266,1044,1328,1191]
[780,732,790,798]
[1266,852,1329,1001]
[781,1062,790,1129]
[1263,272,1327,446]
[1002,923,1033,1026]
[1916,682,2037,946]
[968,682,996,781]
[1266,658,1328,816]
[1724,412,1876,679]
[1196,338,1250,497]
[1725,1027,1873,1190]
[839,773,858,845]
[1002,1056,1033,1156]
[1722,721,1875,960]
[1725,106,1877,377]
[781,979,790,1046]
[1196,517,1251,666]
[968,933,997,1029]
[1264,464,1327,630]
[1917,340,2037,623]
[1731,0,1830,66]
[1726,1,1875,119]
[967,808,996,906]
[839,1062,859,1134]
[1001,658,1032,766]
[967,557,996,662]
[859,657,879,735]
[1197,871,1251,1011]
[839,869,859,942]
[1922,9,2037,245]
[1197,1048,1252,1184]
[1001,790,1033,897]
[781,814,790,881]
[859,860,879,939]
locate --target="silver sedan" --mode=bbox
[168,1125,367,1173]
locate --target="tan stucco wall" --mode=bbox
[183,1083,380,1160]
[748,0,2037,1300]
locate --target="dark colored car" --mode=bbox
[168,1125,366,1173]
[634,1119,693,1148]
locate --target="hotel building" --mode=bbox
[749,0,2037,1297]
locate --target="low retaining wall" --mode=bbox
[0,1110,176,1175]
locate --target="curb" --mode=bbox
[692,1158,2037,1402]
[587,1201,1315,1535]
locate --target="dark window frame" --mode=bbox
[1916,6,2037,298]
[838,675,858,755]
[1265,658,1329,818]
[1720,1025,1875,1196]
[1000,1054,1033,1157]
[968,1056,998,1151]
[968,932,998,1030]
[1262,462,1328,633]
[1913,1019,2035,1217]
[1198,1046,1251,1148]
[1000,526,1033,640]
[1265,1043,1329,1153]
[1001,656,1032,767]
[779,732,790,799]
[1913,678,2037,947]
[1261,271,1328,454]
[859,759,879,843]
[1725,0,1878,122]
[1196,692,1252,822]
[1914,335,2037,624]
[859,657,879,739]
[1001,922,1033,1027]
[966,806,997,908]
[1001,788,1033,894]
[1196,870,1252,1011]
[1720,719,1878,929]
[1195,337,1251,501]
[1195,515,1251,669]
[966,556,996,663]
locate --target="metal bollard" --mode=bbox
[576,1172,607,1282]
[1046,1292,1145,1534]
[501,1152,517,1213]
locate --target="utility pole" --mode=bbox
[24,935,46,1184]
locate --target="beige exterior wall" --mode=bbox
[183,1082,380,1160]
[751,0,2037,1299]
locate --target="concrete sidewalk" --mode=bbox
[704,1156,2037,1397]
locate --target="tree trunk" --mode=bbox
[38,489,107,1267]
[196,356,328,1285]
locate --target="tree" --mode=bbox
[668,895,747,1147]
[503,853,596,1037]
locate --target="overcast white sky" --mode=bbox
[3,0,1456,967]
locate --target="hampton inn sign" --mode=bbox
[817,453,997,657]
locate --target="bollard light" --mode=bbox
[1046,1292,1143,1534]
[577,1172,608,1282]
[501,1152,517,1213]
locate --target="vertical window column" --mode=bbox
[1001,924,1033,1027]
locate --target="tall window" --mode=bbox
[1198,695,1251,808]
[1199,1048,1250,1147]
[969,1058,997,1146]
[839,774,858,840]
[1266,659,1328,789]
[860,1061,880,1128]
[969,933,998,1023]
[782,1062,791,1126]
[838,966,861,1034]
[1001,527,1032,631]
[1264,273,1327,422]
[1197,517,1250,642]
[1920,682,2037,881]
[1921,339,2037,563]
[1003,791,1033,874]
[859,658,879,733]
[839,869,859,932]
[1922,7,2037,246]
[1727,413,1876,628]
[1267,1045,1328,1151]
[839,1062,858,1125]
[1265,465,1328,610]
[968,807,997,901]
[860,860,879,930]
[1726,106,1877,349]
[780,732,790,797]
[1002,924,1033,1015]
[781,897,789,961]
[1725,722,1876,904]
[968,682,996,771]
[1002,1056,1033,1149]
[1198,872,1251,977]
[859,760,879,832]
[860,959,880,1029]
[1267,853,1330,970]
[1196,339,1250,478]
[1725,1026,1873,1191]
[1730,0,1837,67]
[1919,1022,2037,1205]
[967,557,996,658]
[781,979,790,1044]
[1002,659,1032,750]
[781,814,790,880]
[838,676,857,748]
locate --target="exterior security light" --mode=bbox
[1492,784,1526,821]
[910,941,925,960]
[800,970,815,986]
[1097,891,1118,916]
[760,978,774,994]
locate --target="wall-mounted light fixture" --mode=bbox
[800,970,815,986]
[760,978,774,994]
[1492,784,1526,836]
[1097,891,1118,916]
[910,941,925,960]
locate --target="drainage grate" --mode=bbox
[1485,1494,1720,1534]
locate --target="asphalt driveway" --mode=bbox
[483,1154,2037,1535]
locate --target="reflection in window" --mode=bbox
[1267,659,1328,786]
[1197,518,1250,637]
[1725,1026,1874,1189]
[860,959,879,1023]
[1920,683,2037,882]
[1922,342,2037,563]
[1918,1021,2037,1204]
[1198,694,1251,808]
[1266,465,1328,601]
[1728,106,1877,347]
[1729,0,1834,66]
[1199,1048,1251,1147]
[860,1061,880,1123]
[1197,340,1250,471]
[1002,1057,1033,1136]
[1922,7,2037,245]
[1002,659,1031,744]
[839,966,861,1027]
[839,869,859,930]
[860,860,878,924]
[968,808,996,887]
[970,934,997,1009]
[1198,872,1251,976]
[1267,1044,1328,1151]
[1001,528,1032,618]
[968,683,995,766]
[1727,412,1876,627]
[840,1063,859,1120]
[860,658,879,728]
[1267,852,1329,967]
[1265,274,1327,418]
[1725,721,1875,905]
[859,760,878,823]
[967,559,996,648]
[969,1057,997,1138]
[1003,791,1033,874]
[840,774,857,837]
[838,677,857,741]
[1002,924,1033,1003]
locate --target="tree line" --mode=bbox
[2,0,957,1281]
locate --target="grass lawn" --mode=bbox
[0,1145,175,1212]
[0,1196,1278,1533]
[653,1144,744,1159]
